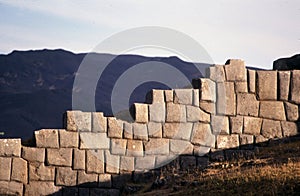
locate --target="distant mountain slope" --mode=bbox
[273,54,300,70]
[0,49,210,139]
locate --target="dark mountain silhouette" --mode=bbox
[0,49,210,139]
[273,54,300,70]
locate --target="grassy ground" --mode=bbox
[122,137,300,195]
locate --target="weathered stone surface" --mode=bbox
[281,121,298,137]
[257,71,277,100]
[207,65,226,82]
[261,119,282,138]
[126,140,143,157]
[259,101,286,121]
[148,122,162,138]
[243,116,262,135]
[92,112,107,132]
[211,115,229,135]
[237,93,259,116]
[56,167,77,186]
[80,132,110,149]
[99,174,112,188]
[25,181,61,196]
[255,135,268,144]
[22,147,45,163]
[235,81,248,93]
[163,123,193,140]
[86,150,104,174]
[199,78,216,102]
[144,138,169,155]
[108,118,123,138]
[135,156,155,170]
[224,59,247,81]
[166,103,186,122]
[47,148,72,166]
[77,171,98,186]
[66,110,91,132]
[174,89,193,105]
[0,157,11,180]
[111,139,127,155]
[120,156,134,171]
[73,149,85,170]
[11,158,28,183]
[285,102,299,121]
[217,82,236,115]
[164,90,173,102]
[248,69,256,93]
[35,129,59,148]
[193,145,211,156]
[149,103,165,122]
[191,123,215,147]
[199,101,216,114]
[278,71,290,100]
[124,122,133,139]
[155,154,177,168]
[59,129,78,148]
[134,103,148,123]
[230,116,243,134]
[0,139,21,157]
[151,89,164,103]
[193,89,200,106]
[29,163,55,181]
[186,105,210,123]
[216,134,239,149]
[0,181,23,196]
[170,140,193,155]
[105,151,120,174]
[133,123,148,140]
[239,134,254,146]
[291,70,300,104]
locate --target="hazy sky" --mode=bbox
[0,0,299,69]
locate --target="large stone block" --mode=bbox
[77,171,98,186]
[120,156,134,172]
[99,174,112,188]
[148,122,162,138]
[281,121,298,137]
[239,134,254,146]
[59,129,78,148]
[166,103,186,122]
[111,139,127,155]
[135,156,155,170]
[243,116,262,135]
[155,154,177,168]
[207,65,226,82]
[133,123,148,141]
[164,90,173,102]
[150,89,164,103]
[126,140,143,157]
[0,157,11,180]
[291,70,300,104]
[11,158,28,183]
[35,129,59,148]
[123,122,133,139]
[224,59,247,81]
[186,105,200,122]
[163,123,193,140]
[199,101,216,114]
[261,119,282,138]
[79,132,110,149]
[170,140,193,155]
[235,81,248,93]
[217,82,236,115]
[133,103,148,123]
[237,93,259,116]
[199,78,216,102]
[73,149,85,170]
[0,181,23,196]
[248,69,256,93]
[278,71,291,100]
[65,110,91,132]
[285,102,299,121]
[29,163,54,181]
[86,150,104,174]
[174,89,193,105]
[216,134,239,149]
[22,147,45,163]
[230,116,243,134]
[0,139,21,157]
[107,118,123,138]
[259,101,286,121]
[193,145,211,156]
[46,148,72,167]
[56,167,77,186]
[24,181,61,196]
[144,138,169,155]
[105,151,120,174]
[149,103,165,122]
[191,123,215,147]
[92,112,107,132]
[211,115,229,135]
[256,71,277,100]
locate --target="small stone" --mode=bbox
[257,71,277,100]
[79,132,110,149]
[255,135,268,144]
[259,101,286,121]
[22,147,45,163]
[148,122,162,138]
[0,139,21,157]
[124,122,133,139]
[65,110,91,132]
[24,181,61,196]
[111,139,127,155]
[248,69,256,93]
[11,158,28,183]
[59,129,78,148]
[207,65,226,82]
[278,71,291,100]
[235,81,248,93]
[77,171,98,187]
[155,154,177,168]
[92,112,107,132]
[120,156,134,172]
[99,174,112,188]
[166,103,186,122]
[133,123,148,140]
[224,59,247,81]
[151,89,165,103]
[199,78,216,102]
[56,167,77,186]
[291,70,300,104]
[193,146,211,156]
[126,140,143,157]
[174,89,193,105]
[135,156,155,170]
[134,103,148,123]
[285,102,299,121]
[281,121,298,137]
[86,150,104,174]
[211,115,229,135]
[191,123,215,147]
[46,148,72,167]
[230,116,243,134]
[0,181,23,196]
[35,129,59,148]
[193,89,200,106]
[105,151,120,174]
[170,139,193,155]
[144,138,169,155]
[29,162,55,181]
[261,119,282,138]
[163,123,193,141]
[108,118,123,138]
[0,157,11,180]
[199,101,216,114]
[216,134,239,149]
[243,116,262,135]
[186,105,201,122]
[164,90,173,102]
[149,103,165,122]
[237,93,259,116]
[73,149,85,170]
[239,135,254,146]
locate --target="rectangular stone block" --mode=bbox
[59,129,78,148]
[285,102,299,121]
[65,110,91,132]
[170,140,193,155]
[110,139,127,155]
[291,70,300,104]
[120,156,134,172]
[0,181,23,196]
[46,148,72,166]
[281,121,298,137]
[135,156,155,170]
[29,163,55,181]
[257,71,277,100]
[243,116,262,135]
[235,81,248,93]
[155,154,177,168]
[224,59,247,81]
[11,158,28,184]
[199,101,216,114]
[86,150,104,174]
[230,116,243,134]
[24,181,61,196]
[77,171,98,186]
[133,123,148,141]
[73,149,85,170]
[149,103,165,122]
[163,123,193,141]
[144,138,169,155]
[150,89,165,103]
[216,134,239,149]
[105,151,120,174]
[148,122,162,138]
[193,89,200,106]
[207,65,226,82]
[239,134,254,146]
[0,139,21,157]
[186,105,210,123]
[22,147,45,163]
[92,112,107,132]
[261,119,282,139]
[199,78,216,102]
[164,90,173,102]
[278,71,290,101]
[123,122,133,139]
[255,135,268,144]
[259,101,286,121]
[248,69,256,93]
[126,140,143,157]
[191,123,215,147]
[0,157,11,180]
[99,174,112,188]
[237,93,259,116]
[108,118,123,138]
[79,132,110,149]
[56,167,77,186]
[193,145,210,156]
[211,115,229,135]
[217,82,236,115]
[35,129,59,148]
[174,89,193,105]
[166,103,186,122]
[133,103,148,123]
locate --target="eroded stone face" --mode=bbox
[237,93,259,116]
[256,71,277,100]
[191,123,215,147]
[0,139,21,157]
[261,119,282,139]
[35,129,59,148]
[216,134,239,149]
[291,70,300,104]
[259,101,286,121]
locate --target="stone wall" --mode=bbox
[0,59,299,195]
